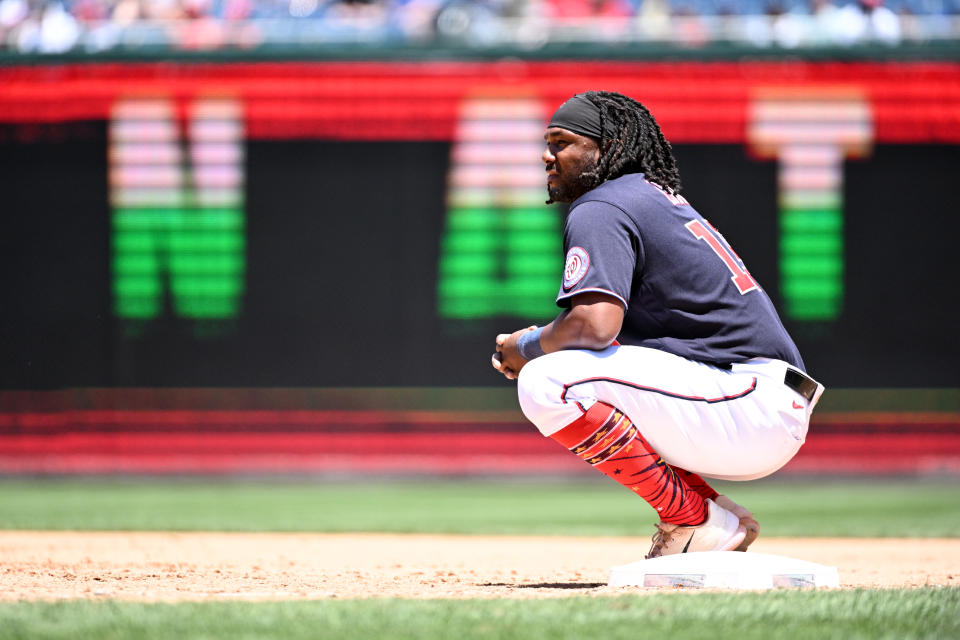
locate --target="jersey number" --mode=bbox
[685,220,759,295]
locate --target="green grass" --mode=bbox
[0,477,958,537]
[0,588,957,640]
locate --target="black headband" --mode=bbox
[547,94,603,140]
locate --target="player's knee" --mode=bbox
[516,358,549,413]
[516,355,567,434]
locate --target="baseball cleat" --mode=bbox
[715,494,760,552]
[645,499,747,559]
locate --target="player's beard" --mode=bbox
[546,157,599,204]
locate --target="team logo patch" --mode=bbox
[563,246,590,290]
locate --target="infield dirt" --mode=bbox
[1,533,956,601]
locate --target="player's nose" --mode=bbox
[542,147,555,164]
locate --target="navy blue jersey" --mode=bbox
[557,173,805,371]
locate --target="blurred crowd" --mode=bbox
[1,0,957,53]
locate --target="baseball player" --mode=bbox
[492,91,824,558]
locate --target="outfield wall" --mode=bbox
[1,57,957,475]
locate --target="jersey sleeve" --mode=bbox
[557,200,641,309]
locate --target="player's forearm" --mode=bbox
[541,307,619,352]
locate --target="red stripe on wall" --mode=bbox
[0,410,525,432]
[1,61,958,142]
[0,409,957,475]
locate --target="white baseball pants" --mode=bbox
[517,345,825,481]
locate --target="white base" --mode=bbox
[609,551,839,590]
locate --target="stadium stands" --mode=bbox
[1,0,958,53]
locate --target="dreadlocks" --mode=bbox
[578,91,683,195]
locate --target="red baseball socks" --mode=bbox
[671,466,719,502]
[550,401,709,526]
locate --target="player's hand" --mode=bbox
[491,351,516,380]
[491,326,537,381]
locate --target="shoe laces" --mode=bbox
[645,523,679,559]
